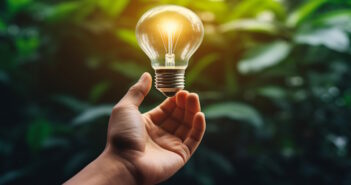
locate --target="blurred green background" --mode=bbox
[1,0,351,184]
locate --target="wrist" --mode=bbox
[99,148,140,185]
[65,148,139,185]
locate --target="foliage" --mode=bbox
[1,0,351,184]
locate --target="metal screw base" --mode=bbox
[155,68,185,97]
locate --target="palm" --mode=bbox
[140,92,204,182]
[108,91,205,184]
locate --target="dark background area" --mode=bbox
[1,0,351,184]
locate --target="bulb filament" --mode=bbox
[158,22,182,67]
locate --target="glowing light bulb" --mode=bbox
[136,5,204,97]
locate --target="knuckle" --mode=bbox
[112,104,125,113]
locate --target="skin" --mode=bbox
[64,72,206,185]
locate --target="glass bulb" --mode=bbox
[136,5,204,97]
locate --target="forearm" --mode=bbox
[64,150,137,185]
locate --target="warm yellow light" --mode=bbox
[162,21,178,34]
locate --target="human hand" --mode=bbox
[105,72,206,184]
[64,72,206,185]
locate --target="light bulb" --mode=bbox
[136,5,204,97]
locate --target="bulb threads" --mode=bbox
[155,68,185,97]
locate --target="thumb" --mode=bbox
[119,72,152,107]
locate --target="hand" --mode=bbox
[106,72,206,184]
[64,72,206,185]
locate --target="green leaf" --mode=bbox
[0,19,7,32]
[73,105,113,126]
[226,0,261,20]
[258,0,286,20]
[44,2,80,22]
[42,137,69,149]
[89,81,110,103]
[187,53,219,86]
[313,10,351,31]
[110,61,147,79]
[26,118,53,152]
[98,0,129,17]
[294,28,349,52]
[219,19,279,34]
[200,147,234,174]
[74,2,96,21]
[115,29,139,48]
[238,41,291,74]
[204,102,263,128]
[226,0,285,22]
[15,35,40,57]
[7,0,31,14]
[0,169,27,185]
[52,95,90,112]
[257,86,287,99]
[287,0,327,27]
[225,60,237,93]
[192,0,227,16]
